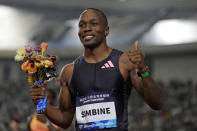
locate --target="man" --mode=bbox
[30,8,162,131]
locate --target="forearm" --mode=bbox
[126,41,163,110]
[140,76,163,110]
[45,104,74,129]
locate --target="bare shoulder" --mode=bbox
[60,62,74,86]
[59,63,74,110]
[119,53,134,71]
[61,63,74,75]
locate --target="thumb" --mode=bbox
[134,40,139,50]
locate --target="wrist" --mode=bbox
[137,66,149,78]
[139,66,148,74]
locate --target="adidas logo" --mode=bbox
[101,60,114,68]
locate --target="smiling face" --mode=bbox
[78,9,109,49]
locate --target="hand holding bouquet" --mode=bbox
[15,42,58,113]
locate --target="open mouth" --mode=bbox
[83,35,95,41]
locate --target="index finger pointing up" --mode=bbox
[134,40,139,50]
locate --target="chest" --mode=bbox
[72,62,124,96]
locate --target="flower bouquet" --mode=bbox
[15,42,58,113]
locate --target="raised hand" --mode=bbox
[128,40,147,73]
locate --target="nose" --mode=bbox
[84,24,92,32]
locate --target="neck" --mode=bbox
[83,41,112,63]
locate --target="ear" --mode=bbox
[104,26,109,36]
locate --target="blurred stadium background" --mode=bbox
[0,0,197,130]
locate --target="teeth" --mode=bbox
[84,36,94,40]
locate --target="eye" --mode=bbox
[92,22,97,26]
[79,23,85,28]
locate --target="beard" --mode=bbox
[83,39,104,49]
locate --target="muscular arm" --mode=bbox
[120,53,162,110]
[129,66,162,110]
[45,64,75,129]
[45,63,75,128]
[45,88,75,129]
[30,63,75,129]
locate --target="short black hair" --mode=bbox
[85,8,108,27]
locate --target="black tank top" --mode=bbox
[70,49,131,131]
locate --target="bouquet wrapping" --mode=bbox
[15,42,58,113]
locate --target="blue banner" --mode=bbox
[78,119,117,130]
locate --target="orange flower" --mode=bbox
[21,61,29,71]
[40,42,48,52]
[28,63,37,74]
[28,75,33,84]
[34,55,41,60]
[44,60,53,67]
[35,61,44,68]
